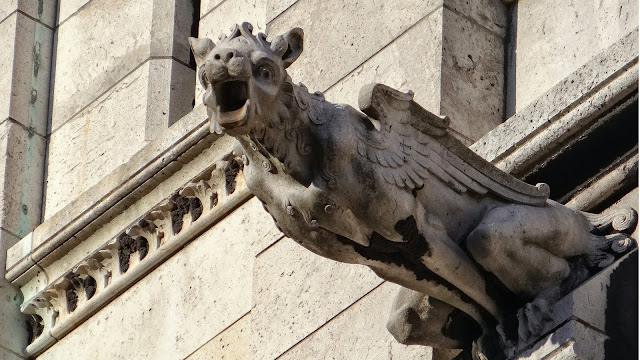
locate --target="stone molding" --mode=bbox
[471,28,638,177]
[6,105,214,282]
[20,150,250,357]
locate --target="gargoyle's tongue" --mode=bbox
[215,80,249,128]
[217,99,249,128]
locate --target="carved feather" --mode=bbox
[355,83,549,206]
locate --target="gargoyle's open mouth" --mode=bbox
[214,80,250,128]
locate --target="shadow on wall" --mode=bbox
[604,250,638,359]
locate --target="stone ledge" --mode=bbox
[19,150,252,357]
[471,28,638,176]
[508,249,637,359]
[5,105,214,282]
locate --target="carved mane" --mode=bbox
[250,77,325,184]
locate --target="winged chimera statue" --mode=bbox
[190,23,637,358]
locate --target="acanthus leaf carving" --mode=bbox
[21,150,246,353]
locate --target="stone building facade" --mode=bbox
[0,0,637,359]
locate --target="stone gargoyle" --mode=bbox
[189,23,637,358]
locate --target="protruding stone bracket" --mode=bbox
[20,152,249,357]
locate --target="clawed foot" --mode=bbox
[516,297,553,344]
[588,233,635,268]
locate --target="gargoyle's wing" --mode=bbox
[356,83,549,206]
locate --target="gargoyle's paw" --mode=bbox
[586,250,615,268]
[611,234,634,253]
[589,232,636,255]
[516,298,553,342]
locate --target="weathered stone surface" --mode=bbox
[0,277,27,357]
[551,250,636,334]
[38,204,255,360]
[239,197,283,256]
[252,237,382,360]
[441,7,504,141]
[279,282,432,360]
[443,0,506,37]
[515,0,638,111]
[200,0,225,18]
[149,0,194,64]
[0,121,45,238]
[145,59,196,138]
[0,0,57,27]
[565,154,638,212]
[46,62,151,217]
[185,313,251,360]
[324,9,443,120]
[57,0,91,25]
[0,17,13,121]
[3,229,24,274]
[5,105,222,283]
[265,0,297,23]
[18,154,250,356]
[267,0,442,93]
[36,135,236,284]
[0,347,25,360]
[51,0,154,131]
[0,12,53,136]
[13,262,45,302]
[0,228,26,360]
[198,0,266,41]
[471,29,638,174]
[516,320,607,360]
[266,4,502,142]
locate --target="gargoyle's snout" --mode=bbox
[208,47,250,81]
[203,47,253,130]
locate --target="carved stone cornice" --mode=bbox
[471,29,638,178]
[6,105,213,282]
[20,151,250,356]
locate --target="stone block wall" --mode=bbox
[508,0,638,115]
[198,0,508,143]
[0,1,637,359]
[44,0,197,218]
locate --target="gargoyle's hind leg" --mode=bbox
[411,205,502,321]
[466,202,594,297]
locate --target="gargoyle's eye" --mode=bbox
[256,66,272,81]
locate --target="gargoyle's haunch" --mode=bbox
[190,23,637,354]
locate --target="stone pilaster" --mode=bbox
[0,0,56,358]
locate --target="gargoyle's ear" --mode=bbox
[189,37,215,66]
[270,28,303,68]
